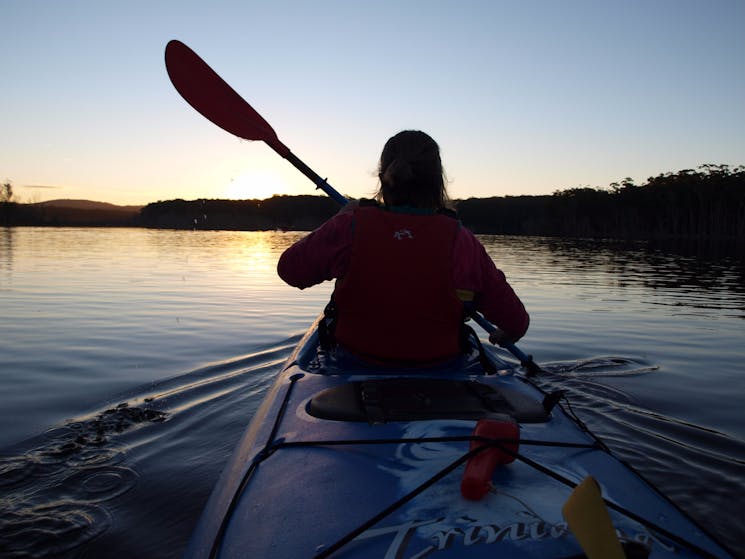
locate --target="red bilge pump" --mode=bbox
[461,416,520,501]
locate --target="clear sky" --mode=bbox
[2,0,743,206]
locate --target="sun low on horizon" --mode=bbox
[221,168,294,201]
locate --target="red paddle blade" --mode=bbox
[165,40,288,156]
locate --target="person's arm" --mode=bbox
[477,249,529,342]
[454,230,529,343]
[277,212,354,289]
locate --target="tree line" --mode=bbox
[138,196,339,231]
[3,165,744,240]
[457,164,744,239]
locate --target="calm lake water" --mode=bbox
[1,227,744,557]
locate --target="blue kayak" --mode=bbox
[183,318,733,558]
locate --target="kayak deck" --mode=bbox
[183,321,733,558]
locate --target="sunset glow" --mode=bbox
[1,2,742,206]
[222,169,292,201]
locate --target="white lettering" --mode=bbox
[432,528,461,551]
[356,519,438,559]
[355,517,653,558]
[463,525,485,546]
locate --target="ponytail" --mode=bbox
[375,130,450,210]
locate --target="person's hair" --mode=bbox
[374,130,450,210]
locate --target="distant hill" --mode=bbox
[33,199,143,212]
[2,199,143,227]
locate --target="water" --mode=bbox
[1,227,743,557]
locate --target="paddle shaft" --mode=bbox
[469,313,542,375]
[268,130,349,207]
[283,150,348,207]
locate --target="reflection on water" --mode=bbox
[1,227,12,275]
[0,228,743,557]
[485,236,745,310]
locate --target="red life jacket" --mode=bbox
[334,205,464,364]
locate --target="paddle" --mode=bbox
[164,40,346,206]
[164,39,545,376]
[562,476,626,559]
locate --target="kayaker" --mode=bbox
[277,130,529,365]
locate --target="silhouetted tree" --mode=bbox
[1,181,13,203]
[1,181,16,225]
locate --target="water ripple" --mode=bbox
[533,363,745,556]
[0,503,112,558]
[0,402,156,558]
[547,356,660,377]
[0,340,296,558]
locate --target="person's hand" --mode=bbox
[488,328,509,346]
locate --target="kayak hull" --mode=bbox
[184,319,732,558]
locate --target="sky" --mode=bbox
[1,0,744,206]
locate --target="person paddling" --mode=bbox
[278,130,529,365]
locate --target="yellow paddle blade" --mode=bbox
[562,476,626,559]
